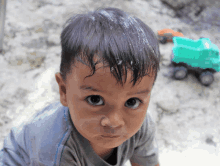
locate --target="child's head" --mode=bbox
[55,7,160,157]
[59,7,160,86]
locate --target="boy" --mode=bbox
[0,7,160,166]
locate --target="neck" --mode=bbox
[90,142,115,160]
[102,148,116,160]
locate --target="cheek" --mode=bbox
[70,106,104,135]
[126,99,150,134]
[67,95,102,134]
[126,109,147,133]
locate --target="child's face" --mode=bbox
[55,59,155,154]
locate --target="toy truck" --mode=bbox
[171,37,220,86]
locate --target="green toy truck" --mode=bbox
[171,37,220,86]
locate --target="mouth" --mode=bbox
[101,135,120,138]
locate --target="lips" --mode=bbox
[101,135,120,138]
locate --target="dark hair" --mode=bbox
[60,7,160,87]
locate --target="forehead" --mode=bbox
[67,61,155,94]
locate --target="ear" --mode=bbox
[55,73,68,107]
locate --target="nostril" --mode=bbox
[101,116,111,127]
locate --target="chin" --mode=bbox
[96,141,120,149]
[94,135,126,148]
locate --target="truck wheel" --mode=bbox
[173,66,187,80]
[199,71,214,86]
[160,37,167,44]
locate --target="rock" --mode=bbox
[0,55,7,67]
[47,46,61,57]
[47,34,60,46]
[12,88,29,100]
[4,47,28,66]
[160,0,220,31]
[201,6,220,27]
[42,19,60,33]
[154,88,180,114]
[24,37,47,49]
[205,135,217,146]
[36,0,63,7]
[161,59,171,66]
[27,51,46,68]
[35,27,44,33]
[180,99,212,110]
[161,0,193,10]
[161,0,218,10]
[0,119,3,126]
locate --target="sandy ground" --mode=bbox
[0,0,220,165]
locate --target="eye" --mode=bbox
[86,95,104,106]
[125,98,142,109]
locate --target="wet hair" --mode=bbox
[60,7,161,87]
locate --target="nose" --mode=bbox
[101,109,125,128]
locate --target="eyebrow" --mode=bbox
[80,85,150,95]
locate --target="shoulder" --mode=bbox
[129,112,159,165]
[7,101,72,144]
[2,101,72,165]
[14,101,69,134]
[25,101,71,136]
[134,112,156,146]
[30,101,67,124]
[141,112,156,135]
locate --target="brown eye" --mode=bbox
[125,98,142,109]
[86,95,104,106]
